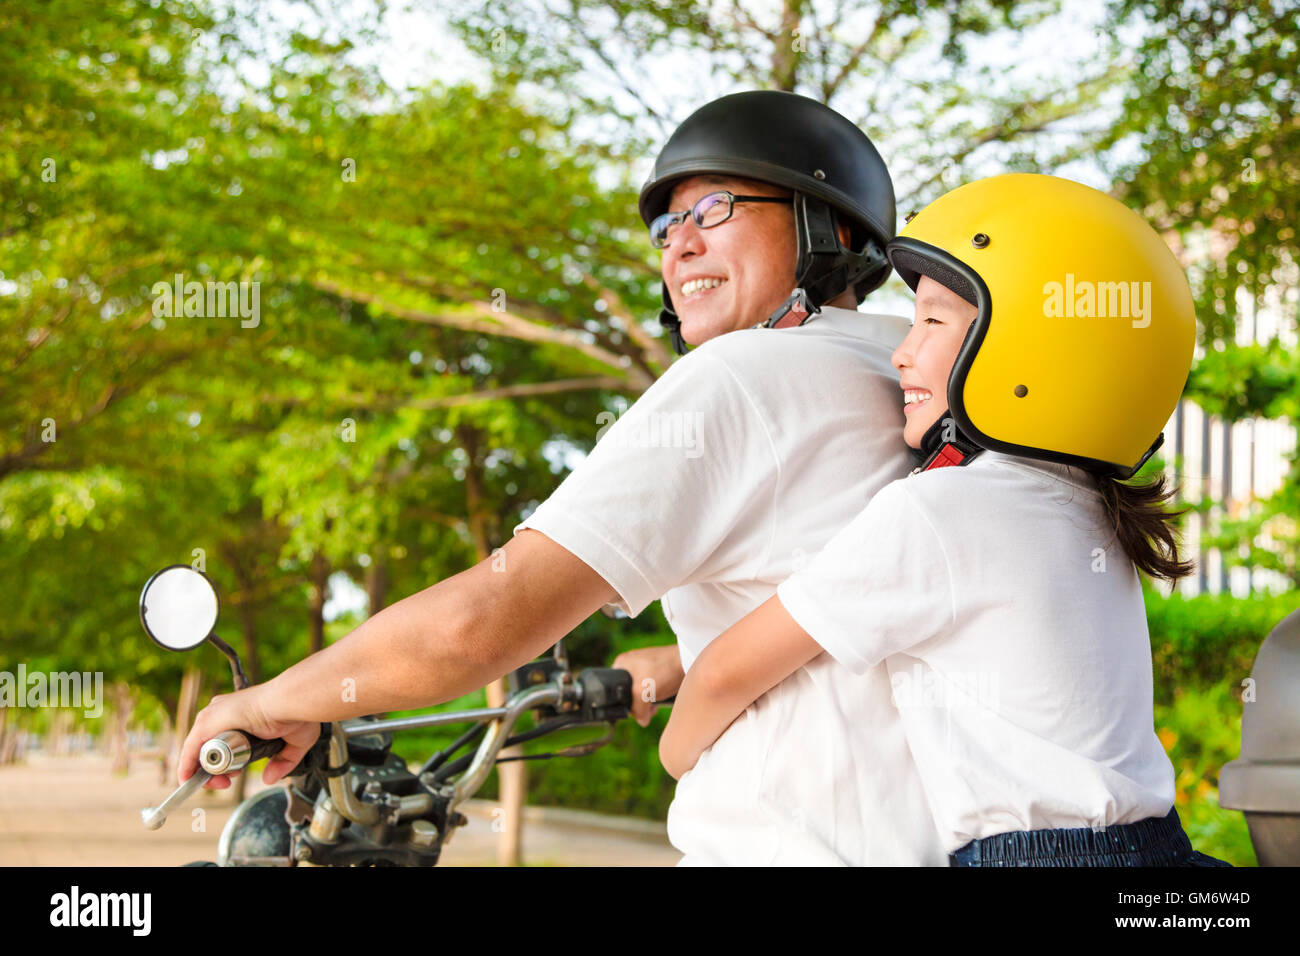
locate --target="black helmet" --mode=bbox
[639,90,895,353]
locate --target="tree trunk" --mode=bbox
[157,712,173,784]
[770,0,806,91]
[169,666,203,779]
[109,680,133,775]
[233,599,263,806]
[366,550,389,615]
[49,710,71,756]
[0,708,15,765]
[458,424,527,867]
[309,551,329,654]
[236,591,262,685]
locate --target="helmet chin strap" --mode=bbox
[658,192,889,355]
[660,283,814,353]
[764,193,890,329]
[911,414,984,474]
[658,283,690,355]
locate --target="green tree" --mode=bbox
[445,0,1125,200]
[1104,0,1300,590]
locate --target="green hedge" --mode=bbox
[1155,683,1256,865]
[1146,587,1298,866]
[1146,587,1298,696]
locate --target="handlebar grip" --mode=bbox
[199,730,284,775]
[604,668,675,707]
[587,669,676,714]
[248,733,285,763]
[577,668,634,721]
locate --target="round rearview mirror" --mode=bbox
[140,565,220,651]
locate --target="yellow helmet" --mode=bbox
[888,173,1196,479]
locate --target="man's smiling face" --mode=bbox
[659,174,799,345]
[891,274,979,449]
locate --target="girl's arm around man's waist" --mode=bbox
[659,595,822,779]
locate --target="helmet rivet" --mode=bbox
[972,233,990,249]
[1014,384,1028,398]
[812,168,826,180]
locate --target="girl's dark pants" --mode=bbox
[949,808,1233,866]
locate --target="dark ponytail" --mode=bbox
[1096,471,1195,583]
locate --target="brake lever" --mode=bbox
[141,769,213,830]
[141,729,287,830]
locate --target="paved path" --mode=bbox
[0,753,680,867]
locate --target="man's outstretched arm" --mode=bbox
[178,528,618,785]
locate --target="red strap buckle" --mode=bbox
[924,443,968,471]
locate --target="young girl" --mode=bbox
[659,173,1230,866]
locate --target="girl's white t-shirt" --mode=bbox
[515,307,948,865]
[777,451,1178,854]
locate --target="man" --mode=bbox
[182,90,946,865]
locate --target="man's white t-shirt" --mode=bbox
[776,451,1178,855]
[513,306,948,865]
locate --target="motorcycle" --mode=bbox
[138,563,1300,868]
[137,564,651,866]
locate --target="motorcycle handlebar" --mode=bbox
[161,666,669,833]
[192,665,663,785]
[199,729,285,775]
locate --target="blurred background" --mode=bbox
[1,0,1296,866]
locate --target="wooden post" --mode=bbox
[1199,408,1211,594]
[1221,419,1233,594]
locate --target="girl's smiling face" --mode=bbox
[891,274,979,449]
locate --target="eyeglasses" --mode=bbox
[649,190,792,249]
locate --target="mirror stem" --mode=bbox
[207,633,251,690]
[552,637,570,675]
